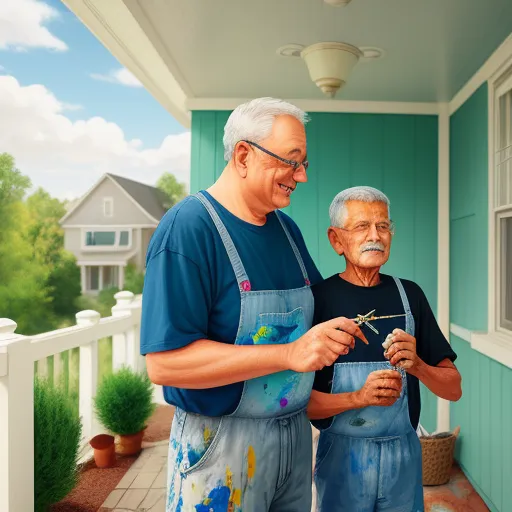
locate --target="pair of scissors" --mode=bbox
[351,309,406,336]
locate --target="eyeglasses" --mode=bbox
[337,221,395,236]
[241,140,309,172]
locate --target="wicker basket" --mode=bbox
[419,426,460,486]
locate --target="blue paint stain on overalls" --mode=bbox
[314,278,424,512]
[166,192,315,512]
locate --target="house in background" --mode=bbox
[59,173,169,294]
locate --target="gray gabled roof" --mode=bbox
[107,173,170,221]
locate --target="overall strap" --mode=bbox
[275,210,311,286]
[393,277,415,335]
[194,192,251,292]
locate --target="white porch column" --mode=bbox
[437,103,451,433]
[0,319,35,512]
[119,264,125,290]
[80,265,87,293]
[99,266,104,291]
[76,310,101,443]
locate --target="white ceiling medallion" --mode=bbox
[324,0,353,6]
[300,42,363,98]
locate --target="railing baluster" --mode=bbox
[0,319,34,512]
[76,310,101,445]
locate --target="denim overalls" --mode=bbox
[314,278,424,512]
[166,192,315,512]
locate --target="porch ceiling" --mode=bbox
[62,0,512,127]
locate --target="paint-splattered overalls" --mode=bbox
[166,192,315,512]
[314,278,424,512]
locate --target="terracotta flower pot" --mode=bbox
[116,429,145,456]
[90,434,116,468]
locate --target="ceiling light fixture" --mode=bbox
[324,0,353,6]
[300,42,363,98]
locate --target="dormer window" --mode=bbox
[103,197,113,217]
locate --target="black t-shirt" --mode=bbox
[311,273,457,431]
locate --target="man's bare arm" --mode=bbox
[307,370,402,420]
[146,317,368,388]
[407,358,462,402]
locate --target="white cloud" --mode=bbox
[90,68,142,88]
[0,0,67,52]
[0,75,190,199]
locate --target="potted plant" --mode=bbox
[89,434,116,468]
[94,366,156,456]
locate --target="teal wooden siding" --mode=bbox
[450,83,512,512]
[191,110,439,429]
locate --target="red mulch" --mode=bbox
[51,405,174,512]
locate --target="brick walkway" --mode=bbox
[101,433,489,512]
[101,441,168,511]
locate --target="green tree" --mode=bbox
[0,154,53,334]
[25,188,81,318]
[156,172,187,207]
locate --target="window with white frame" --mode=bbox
[103,197,113,217]
[494,71,512,334]
[84,229,131,249]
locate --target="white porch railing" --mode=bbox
[0,290,161,512]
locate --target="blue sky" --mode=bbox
[0,0,190,199]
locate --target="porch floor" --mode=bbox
[99,442,490,512]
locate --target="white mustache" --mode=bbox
[361,242,385,253]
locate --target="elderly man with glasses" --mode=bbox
[308,186,462,512]
[140,98,366,512]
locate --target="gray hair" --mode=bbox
[329,186,391,227]
[223,97,309,161]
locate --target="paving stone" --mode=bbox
[139,488,165,509]
[146,494,166,511]
[116,489,148,509]
[101,489,125,508]
[141,455,165,472]
[116,470,138,489]
[151,469,166,489]
[130,472,158,489]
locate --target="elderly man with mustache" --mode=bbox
[307,186,462,512]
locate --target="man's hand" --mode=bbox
[285,317,369,373]
[354,370,403,407]
[383,328,419,371]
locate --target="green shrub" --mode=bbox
[94,366,155,435]
[123,263,144,294]
[34,376,82,512]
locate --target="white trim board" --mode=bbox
[436,103,450,434]
[77,261,128,266]
[450,323,512,369]
[62,224,157,229]
[186,98,440,115]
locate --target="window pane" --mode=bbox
[89,267,99,291]
[103,266,119,288]
[86,231,116,246]
[500,216,512,331]
[497,161,510,207]
[119,231,129,246]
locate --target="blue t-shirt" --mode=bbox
[140,190,323,416]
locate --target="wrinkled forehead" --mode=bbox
[344,200,390,220]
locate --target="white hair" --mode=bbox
[329,186,391,227]
[223,97,309,161]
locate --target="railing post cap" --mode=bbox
[114,290,135,304]
[76,309,101,326]
[0,318,17,335]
